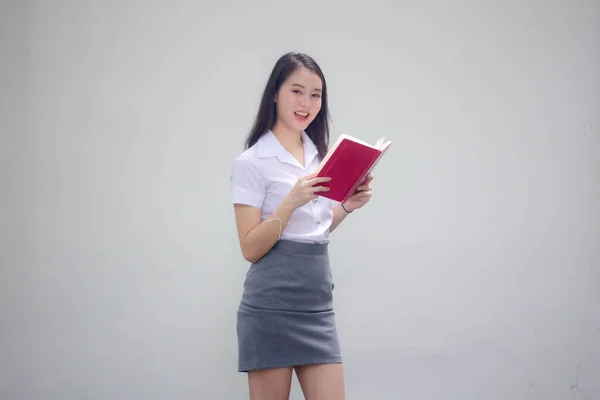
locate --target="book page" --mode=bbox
[338,134,378,149]
[317,134,391,173]
[375,137,393,150]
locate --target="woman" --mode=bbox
[230,52,373,400]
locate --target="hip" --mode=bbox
[240,240,334,312]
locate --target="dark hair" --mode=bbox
[244,52,330,160]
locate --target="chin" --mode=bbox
[297,118,317,130]
[288,120,309,131]
[298,122,311,130]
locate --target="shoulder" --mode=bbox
[230,146,267,207]
[231,145,260,173]
[230,145,266,184]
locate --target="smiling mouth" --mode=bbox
[294,111,309,121]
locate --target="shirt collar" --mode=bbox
[257,130,319,168]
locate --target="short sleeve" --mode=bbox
[230,154,266,208]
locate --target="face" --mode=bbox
[274,66,323,132]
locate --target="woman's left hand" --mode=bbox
[342,174,374,212]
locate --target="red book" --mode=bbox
[315,134,392,203]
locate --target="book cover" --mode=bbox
[315,134,391,203]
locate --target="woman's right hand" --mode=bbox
[284,173,332,209]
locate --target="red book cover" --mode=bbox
[315,134,391,203]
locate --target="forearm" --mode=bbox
[241,199,297,263]
[329,203,351,233]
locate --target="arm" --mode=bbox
[231,161,332,263]
[329,203,352,233]
[328,174,374,234]
[234,199,297,263]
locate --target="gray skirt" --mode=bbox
[236,240,342,372]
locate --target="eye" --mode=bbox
[312,93,321,98]
[292,90,302,94]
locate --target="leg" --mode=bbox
[295,363,345,400]
[247,367,294,400]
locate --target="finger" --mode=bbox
[311,185,331,193]
[354,191,372,199]
[360,174,373,184]
[299,172,319,182]
[350,189,371,197]
[307,176,332,185]
[357,185,371,191]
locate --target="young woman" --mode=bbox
[230,52,373,400]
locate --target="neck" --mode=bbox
[272,122,303,149]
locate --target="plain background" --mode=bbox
[1,1,598,399]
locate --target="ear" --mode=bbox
[274,94,278,102]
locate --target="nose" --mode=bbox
[299,93,309,108]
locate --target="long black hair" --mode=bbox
[244,52,331,160]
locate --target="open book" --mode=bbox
[314,134,392,203]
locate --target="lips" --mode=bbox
[294,111,309,121]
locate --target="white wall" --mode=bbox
[1,0,598,399]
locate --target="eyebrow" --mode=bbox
[291,83,322,92]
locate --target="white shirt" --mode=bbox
[230,130,334,243]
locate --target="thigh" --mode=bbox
[295,363,345,400]
[248,367,294,400]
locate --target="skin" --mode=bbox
[234,66,373,400]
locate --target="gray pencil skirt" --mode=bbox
[236,239,342,372]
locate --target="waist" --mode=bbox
[271,239,329,256]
